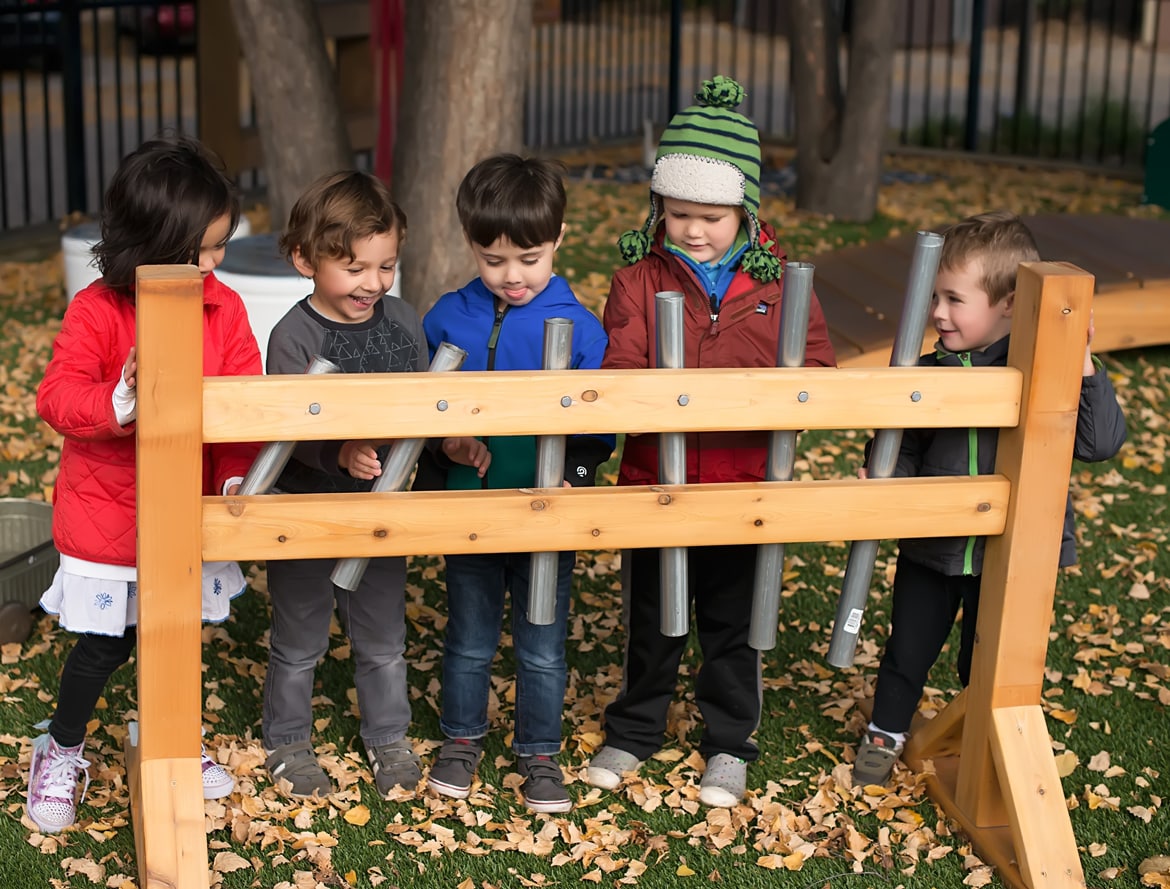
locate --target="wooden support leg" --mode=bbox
[133,266,210,889]
[127,727,209,889]
[989,706,1084,888]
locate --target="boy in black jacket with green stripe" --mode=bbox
[853,211,1127,786]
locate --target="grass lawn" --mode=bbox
[0,150,1168,888]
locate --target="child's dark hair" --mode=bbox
[94,134,240,293]
[456,154,566,248]
[940,210,1040,304]
[279,170,406,271]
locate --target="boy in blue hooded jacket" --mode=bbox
[418,154,612,813]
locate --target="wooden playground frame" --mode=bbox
[131,262,1094,889]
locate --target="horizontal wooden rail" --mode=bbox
[205,365,1022,441]
[201,475,1010,560]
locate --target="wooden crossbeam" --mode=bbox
[202,366,1023,441]
[200,476,1009,561]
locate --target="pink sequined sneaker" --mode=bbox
[26,733,91,834]
[201,745,235,799]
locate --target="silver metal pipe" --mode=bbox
[330,342,468,591]
[237,355,341,496]
[528,318,574,625]
[656,291,688,638]
[749,262,815,650]
[827,231,945,668]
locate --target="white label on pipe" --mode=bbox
[843,608,864,634]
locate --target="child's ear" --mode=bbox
[554,222,567,250]
[1001,292,1015,316]
[290,247,315,279]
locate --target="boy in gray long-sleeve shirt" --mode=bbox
[262,171,427,799]
[852,211,1127,786]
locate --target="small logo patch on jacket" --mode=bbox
[755,302,769,315]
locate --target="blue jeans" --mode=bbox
[440,550,574,756]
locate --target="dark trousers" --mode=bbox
[51,627,137,747]
[602,544,761,762]
[871,553,981,734]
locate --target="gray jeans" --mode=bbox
[262,555,409,750]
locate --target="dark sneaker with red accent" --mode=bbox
[853,729,902,786]
[426,738,482,799]
[517,754,571,814]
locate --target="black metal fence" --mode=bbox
[3,0,1168,233]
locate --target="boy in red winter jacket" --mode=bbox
[584,76,836,807]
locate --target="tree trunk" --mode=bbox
[229,0,353,227]
[393,0,534,314]
[790,0,897,221]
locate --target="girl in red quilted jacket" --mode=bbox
[27,135,261,834]
[582,77,836,807]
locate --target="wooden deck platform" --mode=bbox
[813,214,1170,367]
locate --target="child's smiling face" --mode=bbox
[295,230,400,324]
[660,197,742,264]
[931,258,1014,353]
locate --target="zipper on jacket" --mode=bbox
[481,303,510,488]
[707,292,720,335]
[958,351,978,575]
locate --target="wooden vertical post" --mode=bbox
[128,266,210,889]
[906,263,1092,889]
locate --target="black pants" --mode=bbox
[50,627,137,747]
[601,544,761,762]
[870,554,981,734]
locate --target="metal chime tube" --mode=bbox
[749,262,815,650]
[528,318,574,625]
[330,342,468,591]
[827,231,945,667]
[237,355,341,496]
[656,291,689,637]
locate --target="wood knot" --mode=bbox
[657,494,672,506]
[754,519,763,527]
[592,528,600,537]
[468,532,478,541]
[531,499,547,511]
[226,500,244,517]
[977,502,991,512]
[581,389,598,402]
[277,535,287,543]
[374,529,388,539]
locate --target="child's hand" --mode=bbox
[442,436,492,477]
[122,346,137,388]
[340,440,383,479]
[857,466,869,479]
[225,482,241,496]
[1083,309,1097,376]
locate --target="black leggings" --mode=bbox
[49,627,137,748]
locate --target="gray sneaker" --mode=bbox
[367,738,422,794]
[699,753,746,808]
[265,741,331,799]
[583,745,643,790]
[852,729,901,787]
[426,738,482,799]
[517,755,572,814]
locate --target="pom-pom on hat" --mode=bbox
[618,75,781,282]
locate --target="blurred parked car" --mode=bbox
[116,2,195,54]
[0,0,62,70]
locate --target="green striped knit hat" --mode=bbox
[618,75,781,282]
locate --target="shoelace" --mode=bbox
[39,745,91,806]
